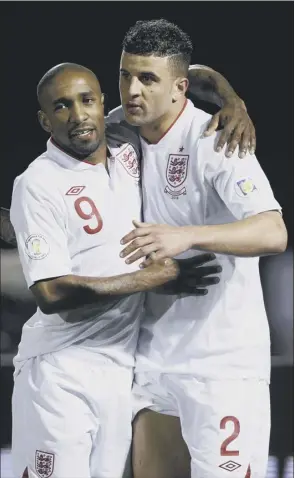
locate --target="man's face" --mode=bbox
[119,52,180,127]
[39,70,105,158]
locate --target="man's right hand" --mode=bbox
[156,253,222,296]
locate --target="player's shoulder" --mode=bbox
[191,105,212,123]
[185,104,226,170]
[106,122,141,158]
[182,102,212,146]
[187,105,219,155]
[13,151,59,195]
[189,105,212,135]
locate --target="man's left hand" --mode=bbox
[120,221,195,267]
[203,100,256,159]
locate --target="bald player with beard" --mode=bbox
[9,63,185,478]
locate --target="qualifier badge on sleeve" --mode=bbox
[25,234,50,260]
[235,177,257,197]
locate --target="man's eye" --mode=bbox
[141,75,153,84]
[121,72,130,79]
[54,104,66,111]
[83,97,95,104]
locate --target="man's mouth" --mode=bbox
[126,104,142,114]
[70,128,95,138]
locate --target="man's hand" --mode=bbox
[204,100,256,159]
[160,254,221,296]
[147,254,181,282]
[120,221,195,266]
[187,65,256,158]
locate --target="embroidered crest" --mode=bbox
[116,144,140,179]
[165,154,189,198]
[35,450,54,478]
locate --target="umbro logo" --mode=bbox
[65,186,85,196]
[219,460,241,472]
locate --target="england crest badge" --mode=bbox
[35,450,54,478]
[164,154,189,198]
[116,143,140,179]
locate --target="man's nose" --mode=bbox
[69,103,88,123]
[128,77,141,97]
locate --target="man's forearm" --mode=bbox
[189,212,287,257]
[32,260,178,315]
[188,64,244,108]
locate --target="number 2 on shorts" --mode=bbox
[74,196,103,234]
[220,416,240,456]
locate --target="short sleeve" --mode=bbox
[10,175,72,287]
[203,146,281,220]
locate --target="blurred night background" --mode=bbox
[0,2,293,477]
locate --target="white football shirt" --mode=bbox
[126,99,280,382]
[11,127,144,369]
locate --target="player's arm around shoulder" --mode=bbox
[188,64,256,158]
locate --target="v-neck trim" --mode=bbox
[140,99,189,147]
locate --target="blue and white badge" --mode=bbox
[235,177,257,197]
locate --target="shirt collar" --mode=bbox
[140,99,195,148]
[47,138,104,171]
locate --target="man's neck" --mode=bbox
[139,98,187,145]
[51,137,108,166]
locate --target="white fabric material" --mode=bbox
[133,372,270,478]
[133,99,281,382]
[10,137,144,369]
[12,347,133,478]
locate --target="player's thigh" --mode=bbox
[90,365,134,478]
[12,354,95,478]
[171,376,270,478]
[244,382,270,478]
[132,409,190,478]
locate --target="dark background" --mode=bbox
[1,1,294,242]
[1,2,294,476]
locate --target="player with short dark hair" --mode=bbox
[115,19,287,478]
[123,18,192,76]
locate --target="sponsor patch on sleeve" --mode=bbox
[235,177,257,197]
[25,234,50,260]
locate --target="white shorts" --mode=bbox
[12,347,133,478]
[133,372,270,478]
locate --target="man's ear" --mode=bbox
[172,77,189,103]
[37,110,51,133]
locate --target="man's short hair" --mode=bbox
[37,63,95,107]
[122,19,193,77]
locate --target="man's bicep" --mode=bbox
[10,181,72,288]
[209,152,282,220]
